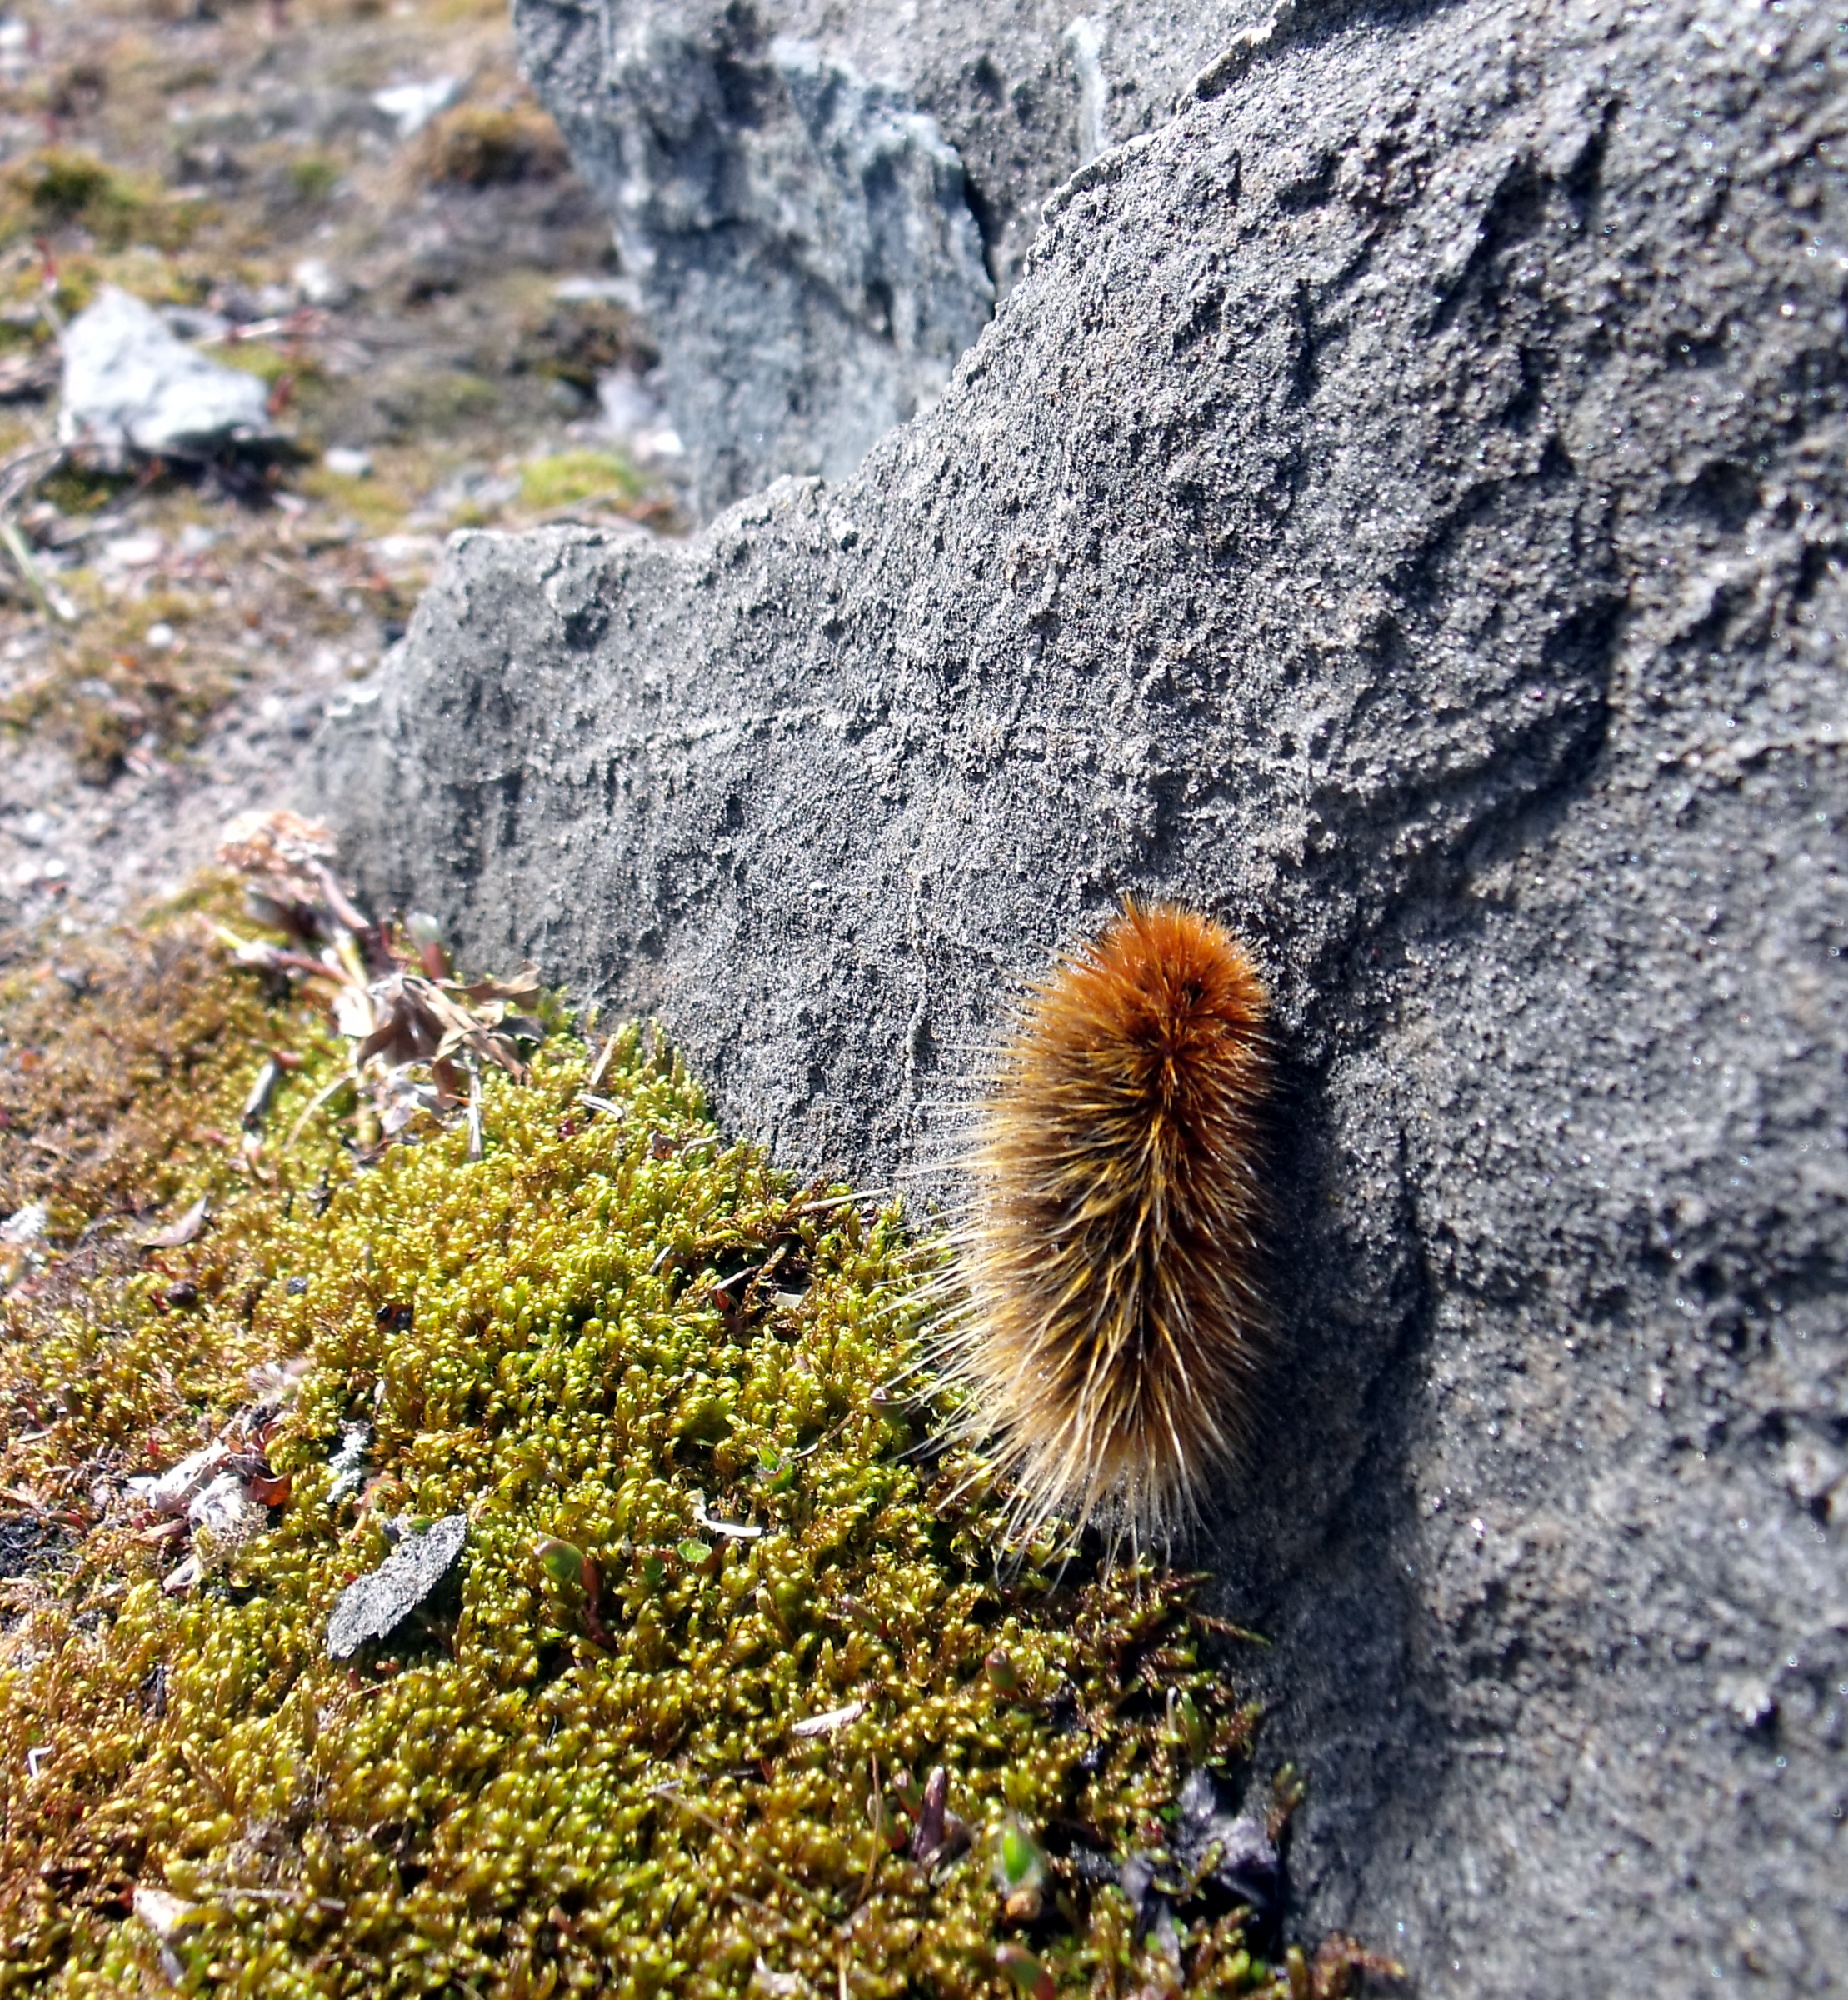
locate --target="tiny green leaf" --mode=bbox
[999,1822,1043,1889]
[535,1537,585,1588]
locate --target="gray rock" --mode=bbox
[59,287,280,461]
[325,1512,467,1659]
[516,0,1301,513]
[292,256,355,311]
[311,0,1847,1991]
[1173,1768,1281,1921]
[517,0,1003,514]
[157,303,232,343]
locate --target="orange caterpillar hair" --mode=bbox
[943,900,1271,1552]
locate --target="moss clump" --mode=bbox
[0,622,239,784]
[217,340,308,388]
[0,905,1363,2000]
[519,448,642,513]
[285,155,343,208]
[31,458,129,518]
[0,150,197,253]
[0,886,335,1247]
[418,102,572,188]
[510,298,652,399]
[389,370,500,434]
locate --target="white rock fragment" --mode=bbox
[372,77,459,139]
[132,1882,199,1981]
[596,368,657,435]
[292,255,354,308]
[60,288,280,460]
[366,532,442,573]
[7,856,65,892]
[553,273,642,310]
[131,1886,198,1940]
[102,531,165,569]
[0,21,31,82]
[595,369,683,465]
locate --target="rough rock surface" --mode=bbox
[514,0,1274,512]
[325,1513,468,1660]
[515,0,993,515]
[311,1,1847,1990]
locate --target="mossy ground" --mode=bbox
[0,891,1333,2000]
[517,451,644,517]
[0,0,676,801]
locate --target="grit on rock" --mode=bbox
[312,1,1848,1992]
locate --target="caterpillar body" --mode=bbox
[942,901,1272,1552]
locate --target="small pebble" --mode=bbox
[292,255,353,308]
[104,532,163,569]
[327,1512,467,1660]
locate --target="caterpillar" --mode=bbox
[941,900,1272,1553]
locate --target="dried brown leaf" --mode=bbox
[450,962,542,1009]
[217,810,340,912]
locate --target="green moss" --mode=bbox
[0,150,200,253]
[286,154,343,208]
[91,246,207,310]
[0,617,238,782]
[0,908,1341,2000]
[520,449,642,513]
[294,452,435,539]
[0,882,327,1246]
[33,460,128,516]
[10,150,131,232]
[218,340,311,388]
[397,371,500,433]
